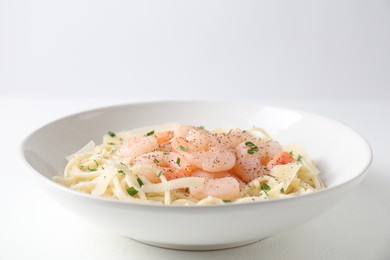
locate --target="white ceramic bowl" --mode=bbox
[21,101,372,250]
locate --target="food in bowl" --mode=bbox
[22,102,372,250]
[54,123,324,205]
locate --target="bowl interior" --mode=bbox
[22,101,372,192]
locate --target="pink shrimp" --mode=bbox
[210,129,259,149]
[173,123,196,138]
[155,131,174,144]
[191,170,232,179]
[134,151,195,182]
[172,136,236,172]
[192,170,246,190]
[113,131,174,163]
[113,135,159,164]
[267,151,293,169]
[189,177,240,201]
[233,140,282,182]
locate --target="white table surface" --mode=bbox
[1,96,389,260]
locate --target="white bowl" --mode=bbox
[21,101,372,250]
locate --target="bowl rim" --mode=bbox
[20,100,373,210]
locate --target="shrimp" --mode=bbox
[192,170,246,190]
[134,151,195,182]
[113,131,174,163]
[113,135,159,164]
[185,128,211,150]
[189,177,240,200]
[172,136,236,172]
[156,131,174,152]
[191,170,232,179]
[267,151,293,169]
[173,123,196,138]
[233,140,282,182]
[211,129,259,149]
[155,131,174,144]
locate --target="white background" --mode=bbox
[1,0,390,259]
[1,0,390,100]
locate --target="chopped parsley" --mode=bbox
[297,155,303,162]
[107,131,116,137]
[245,141,259,154]
[88,168,97,172]
[93,159,98,167]
[289,151,293,156]
[245,141,256,147]
[119,162,129,169]
[153,158,159,164]
[228,129,233,134]
[163,152,170,155]
[145,130,155,136]
[223,200,232,203]
[280,188,285,193]
[126,187,138,197]
[260,183,271,195]
[157,171,164,177]
[177,145,189,151]
[247,146,259,155]
[137,177,144,187]
[107,142,116,145]
[176,157,181,165]
[198,126,205,129]
[118,170,125,175]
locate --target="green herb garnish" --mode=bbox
[223,200,232,203]
[107,131,116,137]
[289,151,293,156]
[261,183,271,191]
[145,130,155,136]
[93,159,98,167]
[89,168,97,172]
[247,146,259,154]
[176,157,181,165]
[177,145,189,151]
[261,183,271,195]
[137,177,144,187]
[118,170,125,175]
[157,171,164,177]
[107,142,116,145]
[153,158,159,164]
[245,141,256,147]
[280,188,285,193]
[297,155,303,162]
[126,187,138,197]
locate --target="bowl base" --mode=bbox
[133,238,262,251]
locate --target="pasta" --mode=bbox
[54,123,324,205]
